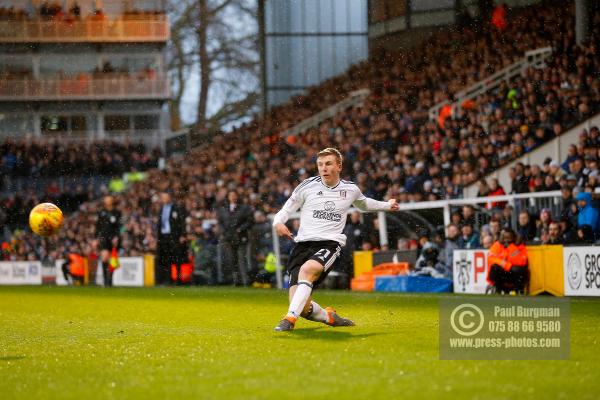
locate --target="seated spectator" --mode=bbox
[544,221,564,245]
[501,204,514,228]
[487,228,528,294]
[536,208,553,238]
[517,210,537,242]
[458,223,479,249]
[576,224,595,244]
[486,178,507,209]
[487,217,502,242]
[476,179,489,197]
[462,205,476,227]
[451,211,463,226]
[481,234,494,249]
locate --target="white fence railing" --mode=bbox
[269,190,563,288]
[0,75,170,100]
[428,47,553,121]
[0,18,169,43]
[280,88,371,137]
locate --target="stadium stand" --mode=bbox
[2,1,599,279]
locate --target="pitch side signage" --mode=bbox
[0,261,42,285]
[453,250,490,294]
[563,246,600,296]
[96,257,145,287]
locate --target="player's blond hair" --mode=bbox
[317,147,343,166]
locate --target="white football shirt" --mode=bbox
[273,176,392,246]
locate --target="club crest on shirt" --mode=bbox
[339,190,347,198]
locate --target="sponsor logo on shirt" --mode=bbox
[313,201,341,222]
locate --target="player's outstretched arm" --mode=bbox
[354,193,399,212]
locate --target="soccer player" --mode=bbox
[273,148,399,331]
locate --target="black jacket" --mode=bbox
[217,202,254,244]
[96,208,121,240]
[157,203,187,240]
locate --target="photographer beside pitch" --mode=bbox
[273,148,399,332]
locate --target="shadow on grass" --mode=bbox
[0,355,26,361]
[273,327,388,341]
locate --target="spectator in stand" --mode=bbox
[543,173,562,191]
[481,234,494,249]
[501,204,515,229]
[536,208,553,239]
[510,163,529,194]
[458,223,480,249]
[451,211,463,227]
[486,178,507,209]
[576,191,599,233]
[441,223,460,269]
[476,179,489,197]
[517,210,537,242]
[560,185,578,223]
[562,144,580,173]
[544,221,564,245]
[462,205,476,227]
[576,225,595,244]
[488,217,502,243]
[558,216,576,244]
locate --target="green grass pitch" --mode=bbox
[1,286,600,399]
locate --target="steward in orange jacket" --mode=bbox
[487,228,528,293]
[62,253,86,285]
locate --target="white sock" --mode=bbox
[304,301,328,323]
[287,280,313,319]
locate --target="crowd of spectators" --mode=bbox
[0,2,165,22]
[1,139,161,179]
[2,2,600,281]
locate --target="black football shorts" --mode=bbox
[287,240,342,287]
